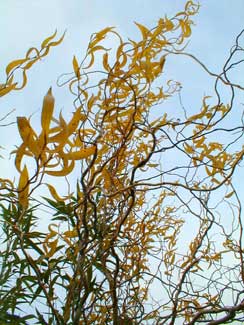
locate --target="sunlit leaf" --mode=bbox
[41,87,55,135]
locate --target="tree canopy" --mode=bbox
[1,1,244,324]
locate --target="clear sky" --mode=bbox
[0,1,243,191]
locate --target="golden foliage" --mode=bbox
[1,2,244,324]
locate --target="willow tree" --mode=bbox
[1,1,244,324]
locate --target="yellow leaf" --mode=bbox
[87,94,98,112]
[46,184,72,202]
[17,117,39,156]
[14,143,27,172]
[185,1,199,15]
[89,45,109,54]
[147,163,159,167]
[63,230,77,238]
[64,146,96,161]
[6,58,28,76]
[45,159,75,177]
[116,43,127,68]
[103,52,110,71]
[211,177,221,184]
[47,31,65,47]
[83,128,97,136]
[184,143,194,154]
[164,18,174,31]
[24,57,39,70]
[25,47,39,59]
[41,30,57,48]
[84,52,95,69]
[46,238,58,258]
[0,83,17,97]
[159,56,166,70]
[102,168,112,190]
[14,69,27,90]
[48,223,58,234]
[36,132,48,160]
[89,27,114,49]
[41,88,55,135]
[67,108,86,136]
[188,96,211,121]
[72,55,80,78]
[48,128,68,144]
[134,22,151,40]
[48,113,68,146]
[181,259,189,269]
[205,166,213,177]
[225,191,234,199]
[179,19,191,38]
[18,165,29,209]
[212,253,221,261]
[194,136,205,148]
[41,32,65,56]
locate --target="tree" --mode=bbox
[1,1,244,323]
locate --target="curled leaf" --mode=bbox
[6,58,28,76]
[46,238,59,258]
[46,183,73,202]
[41,30,57,49]
[45,159,75,177]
